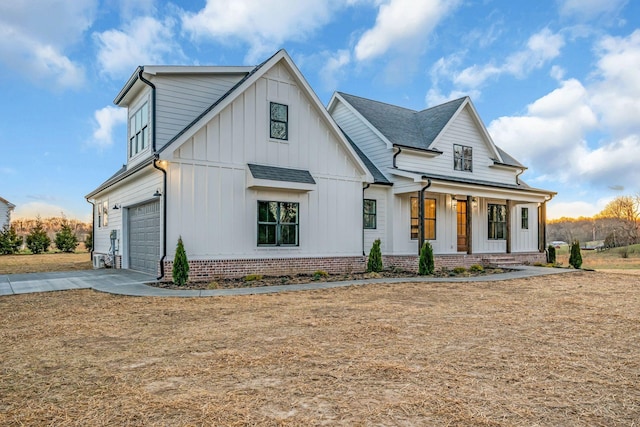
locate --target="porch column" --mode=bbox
[506,199,512,254]
[538,201,547,252]
[466,195,473,254]
[418,191,424,255]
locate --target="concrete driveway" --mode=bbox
[0,269,156,296]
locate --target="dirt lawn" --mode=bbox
[1,271,639,426]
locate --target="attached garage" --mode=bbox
[128,201,160,274]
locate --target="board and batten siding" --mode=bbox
[153,73,248,150]
[165,61,366,259]
[395,106,518,186]
[363,186,389,254]
[0,201,11,228]
[92,168,163,264]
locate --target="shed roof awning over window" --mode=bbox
[247,164,316,192]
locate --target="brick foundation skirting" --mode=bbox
[160,252,546,282]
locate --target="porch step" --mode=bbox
[482,256,522,268]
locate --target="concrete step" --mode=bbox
[482,256,522,267]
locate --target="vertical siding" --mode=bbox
[363,186,388,254]
[166,60,366,259]
[0,202,10,228]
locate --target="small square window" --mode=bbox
[257,201,298,246]
[270,102,288,140]
[454,144,472,172]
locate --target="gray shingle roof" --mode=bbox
[341,130,391,185]
[248,164,316,184]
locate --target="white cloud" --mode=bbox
[0,0,96,89]
[354,0,460,61]
[558,0,628,21]
[95,16,180,79]
[90,106,127,149]
[547,199,610,219]
[319,50,352,89]
[13,201,70,220]
[181,0,338,63]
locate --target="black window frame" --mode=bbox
[257,201,299,246]
[129,102,149,158]
[521,207,529,230]
[488,204,507,240]
[410,197,436,240]
[363,199,377,229]
[269,102,289,140]
[453,144,473,172]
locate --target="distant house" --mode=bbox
[86,49,555,280]
[328,92,556,268]
[0,197,15,229]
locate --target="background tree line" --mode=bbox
[548,195,640,248]
[0,215,92,255]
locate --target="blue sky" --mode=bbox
[1,0,639,221]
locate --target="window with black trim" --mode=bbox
[488,204,507,239]
[363,199,377,229]
[257,201,298,246]
[410,197,436,240]
[270,102,288,140]
[521,207,529,230]
[129,102,149,158]
[454,144,472,172]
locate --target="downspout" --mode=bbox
[139,67,166,280]
[393,146,402,168]
[362,183,371,256]
[153,155,167,281]
[515,168,525,185]
[418,177,432,255]
[86,199,95,262]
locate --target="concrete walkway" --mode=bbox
[0,266,580,298]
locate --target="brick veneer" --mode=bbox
[158,252,546,281]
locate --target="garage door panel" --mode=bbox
[128,201,160,274]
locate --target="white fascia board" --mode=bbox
[142,65,255,75]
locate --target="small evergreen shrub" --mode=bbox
[312,270,329,280]
[172,236,189,286]
[619,247,629,259]
[54,222,79,253]
[0,225,23,255]
[568,240,583,269]
[546,244,556,264]
[418,241,435,275]
[469,264,484,273]
[453,266,467,274]
[25,217,50,254]
[84,230,93,252]
[367,239,383,273]
[244,274,263,281]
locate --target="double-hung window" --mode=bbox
[129,102,149,158]
[410,197,436,240]
[363,199,377,229]
[521,207,529,230]
[98,200,108,228]
[257,201,299,246]
[270,102,288,140]
[488,204,507,239]
[454,144,472,172]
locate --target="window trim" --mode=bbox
[410,197,436,240]
[257,200,299,247]
[363,199,377,230]
[453,144,473,172]
[129,102,149,159]
[269,102,289,141]
[488,203,507,240]
[521,207,529,230]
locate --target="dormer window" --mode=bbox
[270,102,288,140]
[454,144,472,172]
[129,102,149,157]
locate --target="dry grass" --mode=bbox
[1,271,639,426]
[0,252,92,274]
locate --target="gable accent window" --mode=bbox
[488,204,507,239]
[258,201,299,246]
[454,144,472,172]
[270,102,288,140]
[129,102,149,158]
[363,199,377,229]
[521,207,529,230]
[410,197,436,240]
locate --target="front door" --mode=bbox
[457,200,468,252]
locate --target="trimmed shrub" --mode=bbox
[367,239,383,273]
[84,230,93,253]
[418,241,435,275]
[25,217,50,254]
[453,266,467,274]
[569,240,582,269]
[54,222,79,253]
[469,264,484,273]
[0,225,23,255]
[244,274,263,281]
[313,270,329,280]
[172,236,189,286]
[546,244,556,264]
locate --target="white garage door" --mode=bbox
[128,201,160,274]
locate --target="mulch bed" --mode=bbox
[152,267,509,290]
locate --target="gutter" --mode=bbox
[393,146,402,168]
[418,177,432,255]
[362,183,370,256]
